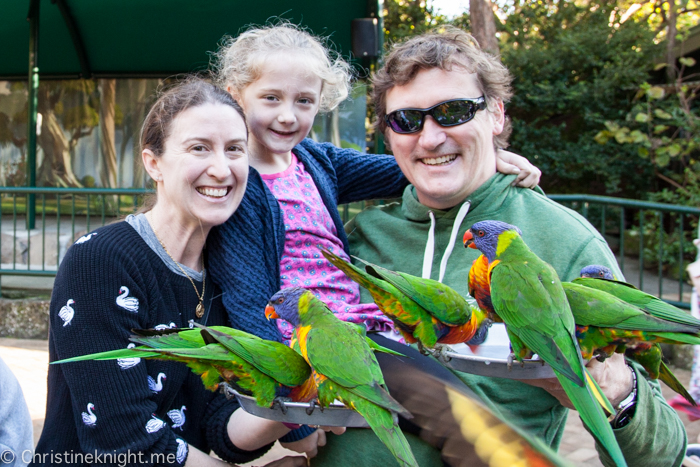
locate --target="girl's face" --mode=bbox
[143,102,249,231]
[235,53,323,162]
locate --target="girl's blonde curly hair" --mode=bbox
[213,23,353,113]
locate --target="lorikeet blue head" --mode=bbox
[463,220,522,262]
[580,265,614,280]
[265,286,307,326]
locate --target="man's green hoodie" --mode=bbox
[342,174,685,467]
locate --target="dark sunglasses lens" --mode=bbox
[433,100,478,126]
[387,110,423,133]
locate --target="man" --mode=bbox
[341,27,685,467]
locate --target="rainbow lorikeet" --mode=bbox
[463,220,627,467]
[572,265,700,405]
[323,249,489,349]
[265,286,419,467]
[54,325,314,408]
[470,256,700,405]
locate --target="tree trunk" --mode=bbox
[667,0,678,81]
[120,80,149,187]
[470,0,499,55]
[99,79,118,188]
[36,87,82,187]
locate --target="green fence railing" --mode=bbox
[548,195,699,309]
[0,187,151,282]
[2,188,699,308]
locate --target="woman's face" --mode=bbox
[146,102,249,230]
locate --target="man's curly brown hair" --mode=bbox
[373,26,513,149]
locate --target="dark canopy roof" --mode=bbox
[1,0,370,79]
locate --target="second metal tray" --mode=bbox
[437,324,556,380]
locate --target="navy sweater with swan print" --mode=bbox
[34,221,273,466]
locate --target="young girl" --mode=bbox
[208,23,541,351]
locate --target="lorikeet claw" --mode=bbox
[506,352,516,370]
[305,400,319,416]
[417,342,431,356]
[219,382,237,400]
[596,353,608,363]
[272,398,289,414]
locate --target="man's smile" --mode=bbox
[420,154,458,166]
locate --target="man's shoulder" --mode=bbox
[506,187,601,236]
[350,200,404,228]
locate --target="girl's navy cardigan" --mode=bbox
[208,139,407,343]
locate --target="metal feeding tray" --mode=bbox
[437,323,556,380]
[231,391,370,428]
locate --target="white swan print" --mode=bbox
[117,343,141,369]
[148,373,166,393]
[116,286,139,313]
[145,415,166,434]
[168,405,186,430]
[74,232,97,244]
[59,299,75,326]
[82,403,96,427]
[175,439,188,464]
[154,322,176,331]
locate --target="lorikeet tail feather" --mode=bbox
[651,331,700,346]
[323,249,379,293]
[557,371,627,467]
[353,398,418,467]
[585,369,615,416]
[366,338,408,357]
[659,361,697,406]
[52,346,160,363]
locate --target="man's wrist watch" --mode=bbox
[610,365,637,429]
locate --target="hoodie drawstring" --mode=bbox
[421,201,471,282]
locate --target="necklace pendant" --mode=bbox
[196,302,204,318]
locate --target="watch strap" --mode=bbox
[611,364,637,429]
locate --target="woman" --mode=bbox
[33,79,307,467]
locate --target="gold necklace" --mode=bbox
[148,213,206,318]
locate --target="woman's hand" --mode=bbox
[227,409,291,451]
[280,426,346,458]
[495,149,542,188]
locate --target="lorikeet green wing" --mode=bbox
[563,282,700,334]
[573,276,700,327]
[195,324,310,387]
[359,258,488,345]
[323,248,446,347]
[266,287,418,467]
[54,327,307,407]
[324,249,483,348]
[464,220,627,467]
[567,273,700,405]
[353,256,471,326]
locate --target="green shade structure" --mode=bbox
[1,0,372,78]
[1,0,378,228]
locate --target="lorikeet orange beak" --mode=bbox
[264,305,279,320]
[463,230,477,249]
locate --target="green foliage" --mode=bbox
[383,0,447,43]
[500,0,661,196]
[595,72,700,207]
[625,211,699,277]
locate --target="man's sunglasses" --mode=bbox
[384,97,487,134]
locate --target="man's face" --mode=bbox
[384,67,504,210]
